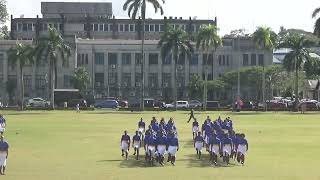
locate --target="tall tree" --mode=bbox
[123,0,165,111]
[34,27,71,109]
[312,7,320,37]
[188,74,203,100]
[196,24,222,111]
[279,32,313,110]
[158,27,193,110]
[72,67,90,92]
[0,0,8,24]
[7,43,35,110]
[253,27,276,110]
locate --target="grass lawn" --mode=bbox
[1,110,320,180]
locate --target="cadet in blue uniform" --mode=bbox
[120,131,130,160]
[222,134,233,165]
[194,132,204,159]
[192,119,199,139]
[156,132,167,166]
[0,136,9,175]
[132,131,141,160]
[167,133,179,165]
[209,133,221,166]
[237,133,248,165]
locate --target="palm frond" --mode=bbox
[312,7,320,18]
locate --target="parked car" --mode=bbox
[119,100,128,108]
[206,101,220,109]
[188,100,202,108]
[28,98,50,107]
[154,100,166,108]
[166,101,189,109]
[266,101,287,109]
[298,101,318,110]
[94,100,118,109]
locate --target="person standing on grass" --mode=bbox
[0,115,6,134]
[209,133,221,166]
[194,131,204,159]
[222,133,233,165]
[191,119,199,139]
[187,109,196,123]
[156,131,167,166]
[0,136,9,175]
[167,132,179,166]
[236,133,248,165]
[120,131,130,160]
[138,118,145,141]
[76,103,80,113]
[132,131,141,160]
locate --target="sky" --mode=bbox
[6,0,320,35]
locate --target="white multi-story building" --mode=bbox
[0,2,272,104]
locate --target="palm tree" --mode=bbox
[253,27,276,111]
[279,32,313,111]
[7,43,35,110]
[312,7,320,37]
[158,27,193,110]
[123,0,165,111]
[34,27,71,109]
[196,24,222,111]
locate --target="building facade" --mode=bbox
[0,2,273,104]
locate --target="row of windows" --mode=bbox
[243,54,264,66]
[92,53,230,66]
[16,23,63,32]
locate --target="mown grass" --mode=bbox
[1,110,320,180]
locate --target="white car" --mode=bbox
[28,98,50,107]
[166,101,189,109]
[188,100,202,108]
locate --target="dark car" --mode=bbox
[207,101,220,109]
[94,100,118,109]
[144,99,155,108]
[154,100,166,108]
[298,101,318,110]
[266,101,287,109]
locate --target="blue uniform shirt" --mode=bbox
[238,138,248,146]
[210,137,221,145]
[168,137,179,146]
[121,135,130,141]
[151,123,160,132]
[138,121,145,128]
[222,137,233,145]
[0,117,5,124]
[148,136,157,146]
[156,136,168,145]
[133,135,141,142]
[194,135,204,142]
[0,141,9,151]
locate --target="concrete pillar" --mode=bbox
[144,53,149,87]
[117,52,122,97]
[104,52,108,96]
[157,52,162,88]
[131,52,135,88]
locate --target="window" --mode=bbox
[17,23,22,31]
[135,53,142,65]
[148,73,158,88]
[177,53,185,65]
[59,23,64,31]
[22,23,28,31]
[99,24,104,31]
[63,75,72,88]
[218,55,222,66]
[109,72,117,85]
[135,73,142,84]
[155,24,159,32]
[258,54,264,66]
[108,53,118,65]
[109,24,114,31]
[95,73,104,88]
[203,54,213,65]
[125,24,129,32]
[162,54,171,64]
[122,73,131,87]
[77,54,88,66]
[129,24,135,32]
[27,24,33,31]
[160,24,164,32]
[150,24,155,32]
[243,54,249,66]
[122,53,131,65]
[190,54,198,65]
[0,74,3,84]
[94,24,99,31]
[149,53,158,65]
[23,75,32,88]
[104,24,109,31]
[145,24,150,32]
[95,53,104,65]
[251,54,257,66]
[223,55,226,65]
[119,24,124,32]
[226,55,230,66]
[0,54,3,72]
[162,73,171,87]
[36,75,46,89]
[85,54,88,64]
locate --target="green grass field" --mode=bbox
[1,110,320,180]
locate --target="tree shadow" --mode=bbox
[184,153,239,168]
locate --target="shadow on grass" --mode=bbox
[184,153,239,168]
